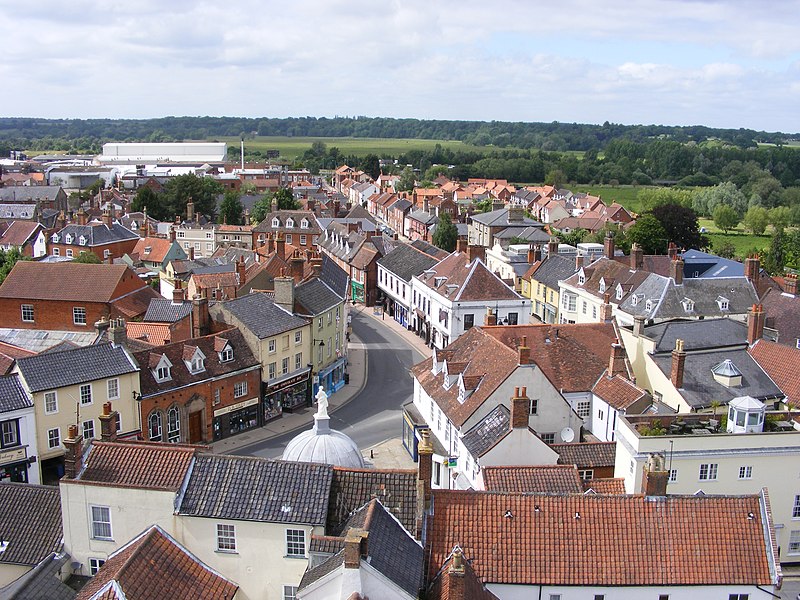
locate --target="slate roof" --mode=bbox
[319,252,349,298]
[0,262,145,302]
[0,483,63,567]
[415,253,521,302]
[252,210,322,234]
[0,186,64,203]
[0,552,76,600]
[682,249,745,278]
[526,254,576,289]
[0,373,32,413]
[143,298,193,323]
[54,222,138,246]
[178,454,333,525]
[749,339,800,407]
[72,441,199,491]
[652,347,784,409]
[641,318,747,352]
[327,467,418,535]
[470,208,540,228]
[482,465,583,494]
[211,292,308,339]
[552,441,617,469]
[15,342,138,392]
[75,526,238,600]
[592,372,651,411]
[426,490,775,586]
[378,243,440,283]
[295,278,342,316]
[493,225,550,244]
[460,405,511,458]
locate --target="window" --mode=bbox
[45,391,58,414]
[234,381,247,398]
[699,463,718,481]
[594,595,605,600]
[90,506,112,540]
[206,232,213,239]
[789,530,800,554]
[286,529,306,557]
[89,558,105,575]
[592,306,597,319]
[269,339,276,353]
[739,466,753,480]
[177,231,185,238]
[507,312,518,325]
[73,307,87,325]
[21,304,34,322]
[214,388,221,406]
[283,586,298,600]
[220,346,233,362]
[216,524,236,552]
[300,234,307,246]
[282,357,289,375]
[149,412,162,442]
[659,595,669,600]
[582,300,587,314]
[295,331,302,344]
[53,248,60,256]
[269,362,276,380]
[194,242,200,250]
[668,469,678,483]
[206,242,212,251]
[578,272,585,285]
[578,469,594,481]
[318,317,323,330]
[541,433,555,444]
[48,428,60,449]
[83,419,95,440]
[728,595,749,600]
[66,249,73,258]
[549,596,561,600]
[167,407,180,443]
[107,379,119,400]
[577,400,591,419]
[1,421,19,448]
[190,355,204,373]
[286,234,293,244]
[529,398,538,415]
[103,249,110,259]
[793,495,800,519]
[561,293,576,312]
[295,353,302,370]
[80,384,92,405]
[156,364,171,381]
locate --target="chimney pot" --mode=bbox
[641,452,668,496]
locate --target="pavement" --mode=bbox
[210,304,431,464]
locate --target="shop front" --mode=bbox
[0,446,30,483]
[393,301,409,328]
[351,280,365,304]
[315,356,348,396]
[264,367,312,414]
[212,397,260,441]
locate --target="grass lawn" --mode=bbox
[698,219,773,257]
[218,136,486,161]
[571,185,647,214]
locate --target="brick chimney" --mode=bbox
[76,207,88,226]
[188,246,195,261]
[416,429,434,538]
[528,244,541,264]
[172,280,185,304]
[236,255,247,286]
[670,257,684,285]
[275,233,286,260]
[290,250,305,283]
[447,547,466,600]
[103,207,114,228]
[604,232,615,259]
[745,254,761,297]
[608,341,625,377]
[94,317,110,338]
[484,307,497,326]
[265,233,275,254]
[747,303,765,344]
[785,273,798,296]
[98,402,118,442]
[106,251,114,265]
[508,206,524,222]
[600,292,613,322]
[423,198,430,214]
[192,295,210,338]
[517,336,530,365]
[109,318,127,346]
[641,453,668,497]
[169,226,176,242]
[511,386,529,429]
[63,424,84,479]
[333,200,340,217]
[547,238,559,256]
[344,529,369,570]
[309,254,323,278]
[274,271,295,313]
[466,245,485,263]
[186,199,195,222]
[630,243,643,270]
[575,254,584,270]
[456,238,466,254]
[667,242,678,260]
[670,339,686,388]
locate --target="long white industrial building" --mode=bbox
[97,142,227,164]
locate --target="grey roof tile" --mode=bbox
[211,292,308,339]
[642,318,748,352]
[0,374,32,413]
[0,553,76,600]
[461,405,510,458]
[530,255,576,289]
[0,484,62,567]
[178,455,333,525]
[15,343,138,393]
[295,279,342,317]
[143,299,193,323]
[378,244,440,283]
[55,222,138,246]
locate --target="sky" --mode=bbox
[2,0,799,132]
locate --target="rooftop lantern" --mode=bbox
[726,396,765,434]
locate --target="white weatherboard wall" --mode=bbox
[488,584,775,600]
[614,417,800,562]
[175,517,322,600]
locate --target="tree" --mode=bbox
[160,174,224,221]
[131,186,159,216]
[274,187,299,210]
[712,204,739,234]
[219,190,244,225]
[250,195,273,224]
[396,166,416,193]
[627,214,669,255]
[359,154,381,180]
[0,248,29,284]
[762,227,786,274]
[742,206,769,235]
[544,168,566,189]
[432,213,458,252]
[692,181,747,217]
[768,206,792,230]
[556,228,587,248]
[638,187,693,211]
[714,241,737,259]
[72,252,102,264]
[650,203,707,250]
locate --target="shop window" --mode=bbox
[48,428,60,449]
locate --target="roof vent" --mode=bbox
[503,510,513,519]
[0,539,8,554]
[574,512,581,520]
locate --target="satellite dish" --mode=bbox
[560,427,575,443]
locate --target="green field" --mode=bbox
[219,136,485,161]
[572,185,646,214]
[698,218,772,257]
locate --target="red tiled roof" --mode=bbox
[417,252,521,302]
[70,440,200,491]
[114,287,161,319]
[0,220,41,246]
[126,323,171,346]
[749,339,800,406]
[592,372,650,410]
[427,490,774,586]
[582,478,626,494]
[482,465,583,494]
[428,550,499,600]
[76,525,237,600]
[0,341,35,375]
[132,237,174,264]
[0,262,146,302]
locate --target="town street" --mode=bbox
[235,308,425,459]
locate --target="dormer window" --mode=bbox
[645,299,654,312]
[153,354,173,383]
[286,218,295,228]
[300,218,309,229]
[599,278,606,294]
[51,233,59,243]
[682,298,695,312]
[631,294,639,306]
[717,296,729,311]
[185,347,206,374]
[272,217,280,228]
[79,236,87,246]
[65,234,73,244]
[219,345,233,362]
[615,284,624,301]
[577,269,586,286]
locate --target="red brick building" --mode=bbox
[49,208,139,262]
[0,262,159,330]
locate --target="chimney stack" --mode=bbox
[236,255,247,286]
[747,304,765,345]
[275,233,286,260]
[600,292,613,322]
[785,273,798,296]
[188,246,195,261]
[172,280,185,304]
[604,232,615,259]
[416,429,434,538]
[63,424,84,479]
[670,339,686,388]
[633,315,646,337]
[98,402,119,442]
[608,341,626,377]
[575,254,584,271]
[511,386,529,429]
[456,238,466,254]
[186,199,195,222]
[466,245,485,263]
[333,200,341,217]
[447,547,466,600]
[528,244,541,264]
[76,207,88,226]
[192,295,210,338]
[103,207,114,228]
[169,226,176,242]
[517,336,530,366]
[484,307,497,326]
[641,452,668,497]
[109,318,127,346]
[290,250,305,283]
[630,243,643,270]
[344,529,369,570]
[94,317,110,338]
[547,238,559,257]
[274,271,295,313]
[667,242,678,260]
[670,256,684,285]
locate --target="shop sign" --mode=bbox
[213,397,258,417]
[267,369,311,391]
[0,446,27,466]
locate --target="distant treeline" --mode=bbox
[0,115,797,155]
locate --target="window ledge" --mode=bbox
[215,549,239,555]
[284,555,307,560]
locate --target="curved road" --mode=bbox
[235,309,425,459]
